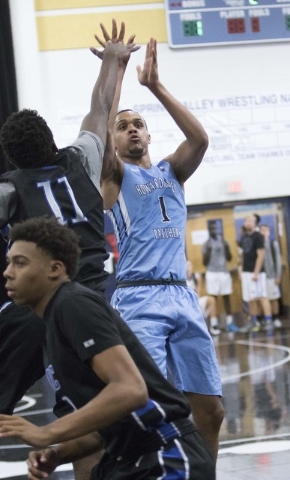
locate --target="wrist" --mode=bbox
[147,79,163,94]
[50,446,62,465]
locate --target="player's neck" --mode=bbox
[124,153,152,169]
[33,279,70,317]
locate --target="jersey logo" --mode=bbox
[83,338,95,348]
[45,364,61,391]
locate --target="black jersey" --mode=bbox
[0,148,108,287]
[239,231,264,272]
[43,282,192,460]
[0,302,45,414]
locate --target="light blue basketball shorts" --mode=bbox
[111,284,222,396]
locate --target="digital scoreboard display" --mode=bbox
[166,0,290,48]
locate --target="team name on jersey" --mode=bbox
[134,177,176,196]
[153,227,182,239]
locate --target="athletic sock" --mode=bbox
[226,315,233,325]
[251,315,258,325]
[210,316,219,327]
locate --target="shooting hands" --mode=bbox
[137,38,159,89]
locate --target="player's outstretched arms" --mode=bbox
[137,38,208,184]
[81,19,139,145]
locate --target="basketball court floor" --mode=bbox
[1,323,290,480]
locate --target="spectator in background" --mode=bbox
[238,214,273,332]
[186,260,219,335]
[202,221,238,333]
[260,224,282,328]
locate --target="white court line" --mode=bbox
[220,431,290,446]
[218,440,290,455]
[0,461,73,479]
[221,340,290,383]
[18,408,53,417]
[13,396,36,413]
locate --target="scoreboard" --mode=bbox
[166,0,290,48]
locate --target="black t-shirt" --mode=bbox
[44,282,191,459]
[239,231,264,272]
[0,148,108,288]
[0,302,45,414]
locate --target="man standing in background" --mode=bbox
[260,224,282,328]
[238,214,273,331]
[202,220,237,333]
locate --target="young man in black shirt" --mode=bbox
[0,20,138,478]
[0,216,215,480]
[0,20,139,480]
[238,214,272,331]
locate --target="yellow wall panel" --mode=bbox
[37,10,167,50]
[35,0,159,11]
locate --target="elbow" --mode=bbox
[200,131,209,155]
[130,380,149,411]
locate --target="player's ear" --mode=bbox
[49,260,66,278]
[148,134,151,145]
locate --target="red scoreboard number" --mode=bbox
[227,18,262,34]
[227,18,246,34]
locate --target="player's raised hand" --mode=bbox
[90,19,140,67]
[27,449,59,480]
[137,38,159,88]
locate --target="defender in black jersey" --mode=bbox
[0,21,138,419]
[0,216,215,480]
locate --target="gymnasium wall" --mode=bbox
[8,0,290,207]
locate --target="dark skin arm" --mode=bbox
[27,432,103,480]
[137,38,209,186]
[0,345,148,447]
[224,241,232,262]
[80,20,138,146]
[202,240,212,267]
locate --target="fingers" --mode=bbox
[99,22,110,42]
[131,45,141,53]
[118,21,125,42]
[27,449,57,479]
[111,18,118,40]
[27,459,48,479]
[126,34,141,53]
[90,46,103,59]
[127,34,136,45]
[94,34,106,48]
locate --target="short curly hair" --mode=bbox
[9,216,81,279]
[0,109,56,168]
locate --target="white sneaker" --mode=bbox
[210,325,221,335]
[273,318,282,328]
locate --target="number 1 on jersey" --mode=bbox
[158,196,170,222]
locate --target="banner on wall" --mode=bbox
[58,90,290,166]
[130,91,290,165]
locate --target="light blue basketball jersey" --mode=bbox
[105,160,187,282]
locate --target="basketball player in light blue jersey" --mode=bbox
[101,37,224,463]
